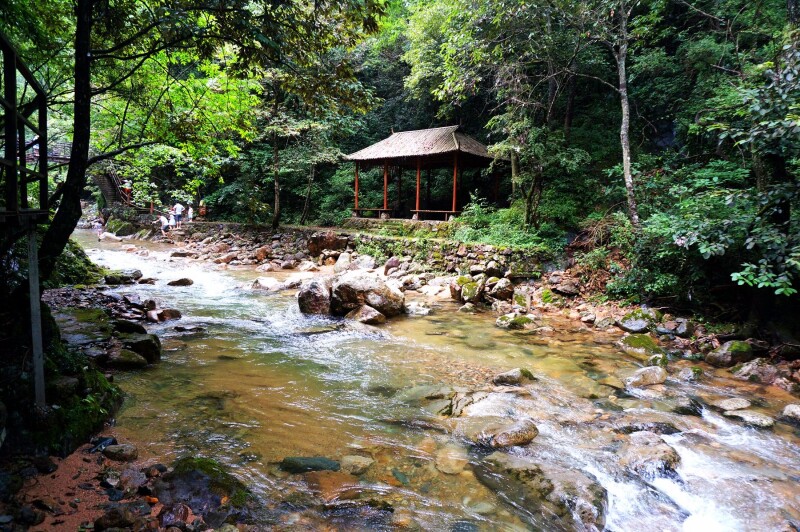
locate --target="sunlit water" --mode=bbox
[71,231,800,531]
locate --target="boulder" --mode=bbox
[167,278,194,287]
[104,269,142,285]
[485,260,504,278]
[779,404,800,426]
[616,309,658,334]
[489,278,514,300]
[461,416,539,448]
[214,252,238,264]
[353,254,377,270]
[474,452,606,531]
[405,301,432,316]
[723,410,774,429]
[625,366,667,388]
[495,313,535,330]
[618,431,680,480]
[671,396,703,416]
[112,319,147,334]
[345,305,386,325]
[254,246,270,262]
[705,340,754,368]
[120,333,162,363]
[103,444,139,462]
[553,279,580,296]
[308,231,349,256]
[297,277,333,315]
[94,507,136,530]
[619,334,664,358]
[733,358,780,384]
[710,397,751,411]
[492,368,536,386]
[383,256,401,275]
[157,308,182,321]
[333,252,352,274]
[251,277,281,291]
[677,367,702,382]
[330,270,404,317]
[107,349,149,369]
[279,456,340,473]
[460,279,485,304]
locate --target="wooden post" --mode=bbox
[451,152,459,212]
[354,162,360,210]
[415,158,421,211]
[27,224,45,408]
[383,161,388,210]
[426,168,431,208]
[397,166,402,210]
[37,95,47,210]
[4,47,18,212]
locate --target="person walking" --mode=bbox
[168,211,176,230]
[157,214,169,236]
[173,202,185,228]
[187,205,193,223]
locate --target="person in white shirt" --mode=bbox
[187,206,193,223]
[158,214,169,236]
[173,202,185,227]
[168,212,176,229]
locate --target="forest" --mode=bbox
[1,0,798,323]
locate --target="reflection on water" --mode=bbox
[72,231,800,531]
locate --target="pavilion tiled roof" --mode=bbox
[345,125,492,162]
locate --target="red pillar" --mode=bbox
[415,158,421,211]
[451,152,459,212]
[383,161,388,210]
[354,162,359,210]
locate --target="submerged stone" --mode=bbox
[625,366,667,388]
[491,368,536,386]
[279,456,340,473]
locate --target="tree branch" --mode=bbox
[86,141,159,166]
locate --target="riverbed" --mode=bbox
[72,230,800,531]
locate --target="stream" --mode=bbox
[72,230,800,531]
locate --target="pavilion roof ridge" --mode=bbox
[345,125,491,162]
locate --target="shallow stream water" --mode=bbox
[72,230,800,531]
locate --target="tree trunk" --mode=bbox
[564,73,577,145]
[271,131,280,230]
[789,0,798,24]
[511,151,520,201]
[38,0,93,281]
[300,164,315,225]
[616,12,641,230]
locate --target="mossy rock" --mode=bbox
[461,282,483,303]
[617,309,660,334]
[496,314,534,330]
[105,217,137,236]
[47,239,105,287]
[705,340,754,368]
[619,334,664,359]
[456,275,473,287]
[163,457,252,519]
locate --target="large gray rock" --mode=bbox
[345,305,386,325]
[297,277,333,315]
[460,416,539,448]
[104,269,142,285]
[308,231,348,256]
[333,252,352,274]
[779,404,800,425]
[103,444,138,462]
[625,366,667,388]
[489,278,514,300]
[616,309,658,334]
[492,368,536,386]
[107,349,149,369]
[705,340,754,368]
[618,431,680,480]
[330,270,404,317]
[474,452,607,531]
[723,410,774,428]
[353,254,377,270]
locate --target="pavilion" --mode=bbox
[345,125,497,220]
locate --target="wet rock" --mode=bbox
[618,334,664,358]
[594,316,616,330]
[435,443,469,475]
[157,308,182,321]
[105,269,143,285]
[677,367,702,382]
[492,368,536,386]
[167,278,194,287]
[458,303,478,313]
[330,271,404,317]
[345,305,386,325]
[723,410,774,429]
[120,333,161,363]
[461,416,539,448]
[113,319,147,334]
[625,366,667,388]
[107,348,149,369]
[280,260,296,270]
[405,301,432,316]
[298,260,319,272]
[280,456,340,473]
[297,277,333,315]
[710,397,751,411]
[779,404,800,425]
[657,318,694,338]
[616,309,658,334]
[340,455,374,476]
[495,313,535,330]
[353,254,377,270]
[146,310,160,323]
[251,277,281,291]
[619,431,680,480]
[705,340,754,368]
[160,502,193,528]
[733,358,780,384]
[553,279,580,296]
[488,278,514,300]
[94,507,135,530]
[103,444,139,462]
[254,245,271,262]
[672,396,703,416]
[474,452,606,531]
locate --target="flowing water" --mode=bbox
[72,231,800,531]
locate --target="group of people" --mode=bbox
[157,202,193,236]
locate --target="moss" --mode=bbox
[461,282,480,301]
[541,289,554,304]
[519,368,535,380]
[620,334,665,358]
[456,275,472,287]
[46,239,105,288]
